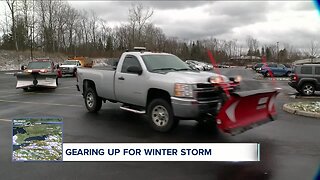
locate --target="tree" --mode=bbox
[128,3,153,47]
[6,0,18,51]
[309,40,319,62]
[266,47,272,61]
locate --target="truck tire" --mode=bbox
[300,83,315,96]
[84,87,102,112]
[147,98,178,132]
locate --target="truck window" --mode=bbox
[121,56,141,73]
[141,54,189,71]
[300,66,312,74]
[315,67,320,75]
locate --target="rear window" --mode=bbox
[268,64,277,68]
[300,66,312,74]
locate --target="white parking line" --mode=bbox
[30,92,82,96]
[0,118,11,122]
[58,86,75,89]
[0,99,82,107]
[0,92,81,98]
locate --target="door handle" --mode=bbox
[118,76,125,80]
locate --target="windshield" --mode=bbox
[255,63,264,68]
[63,60,77,65]
[27,61,51,69]
[141,54,190,72]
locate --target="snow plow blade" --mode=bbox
[216,89,279,135]
[15,72,58,89]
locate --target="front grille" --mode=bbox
[194,83,222,102]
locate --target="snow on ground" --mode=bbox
[288,101,320,113]
[0,50,67,71]
[0,50,117,71]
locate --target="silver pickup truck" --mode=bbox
[76,48,240,132]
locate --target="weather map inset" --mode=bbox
[12,117,63,161]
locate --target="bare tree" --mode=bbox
[309,40,319,62]
[6,0,18,50]
[128,3,153,47]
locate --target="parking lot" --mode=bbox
[0,68,319,180]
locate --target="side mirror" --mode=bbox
[127,66,142,75]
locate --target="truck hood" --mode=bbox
[60,65,76,68]
[164,71,229,84]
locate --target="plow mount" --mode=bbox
[216,89,279,135]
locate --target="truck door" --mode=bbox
[114,55,145,106]
[314,66,320,88]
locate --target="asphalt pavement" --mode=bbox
[0,68,319,180]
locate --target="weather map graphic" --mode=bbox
[12,117,63,161]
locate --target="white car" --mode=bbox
[185,60,205,71]
[59,60,82,76]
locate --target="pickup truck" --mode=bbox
[15,59,61,91]
[76,48,240,132]
[60,60,82,76]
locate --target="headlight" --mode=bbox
[174,83,194,98]
[40,69,48,73]
[210,76,224,84]
[26,69,32,73]
[235,75,242,83]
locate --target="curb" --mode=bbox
[289,95,320,99]
[283,103,320,118]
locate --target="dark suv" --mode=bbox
[288,64,320,95]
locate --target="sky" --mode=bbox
[0,1,319,49]
[68,1,320,49]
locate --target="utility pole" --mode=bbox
[277,42,279,63]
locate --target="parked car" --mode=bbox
[185,60,206,71]
[260,63,292,77]
[288,64,320,96]
[253,63,264,72]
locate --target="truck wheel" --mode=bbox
[85,87,102,112]
[301,83,315,96]
[147,99,178,132]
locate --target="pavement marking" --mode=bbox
[0,92,81,98]
[0,99,82,107]
[0,94,24,98]
[58,86,75,89]
[5,72,14,75]
[0,118,11,122]
[30,92,82,96]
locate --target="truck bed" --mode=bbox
[77,67,116,101]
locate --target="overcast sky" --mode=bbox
[0,1,319,49]
[68,1,320,49]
